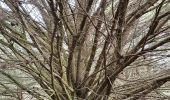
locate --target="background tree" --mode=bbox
[0,0,170,100]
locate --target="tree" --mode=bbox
[0,0,170,99]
